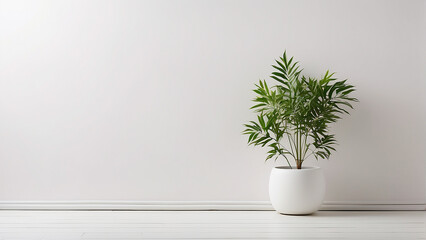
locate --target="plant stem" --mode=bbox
[287,133,295,160]
[302,133,308,160]
[294,130,298,167]
[298,129,302,169]
[295,127,302,169]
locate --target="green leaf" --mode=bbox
[258,115,266,130]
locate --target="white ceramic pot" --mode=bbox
[269,166,325,215]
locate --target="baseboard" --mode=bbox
[0,201,424,211]
[321,201,425,211]
[0,201,271,211]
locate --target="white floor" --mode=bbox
[0,211,424,240]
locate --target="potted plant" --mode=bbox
[243,51,357,215]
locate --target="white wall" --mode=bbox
[0,0,425,204]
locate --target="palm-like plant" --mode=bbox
[243,52,357,169]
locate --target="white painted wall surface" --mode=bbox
[0,0,425,204]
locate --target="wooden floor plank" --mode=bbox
[0,211,423,239]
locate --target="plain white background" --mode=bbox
[0,0,425,204]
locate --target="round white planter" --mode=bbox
[269,166,325,215]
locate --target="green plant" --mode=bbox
[243,51,358,169]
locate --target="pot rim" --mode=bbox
[274,166,321,171]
